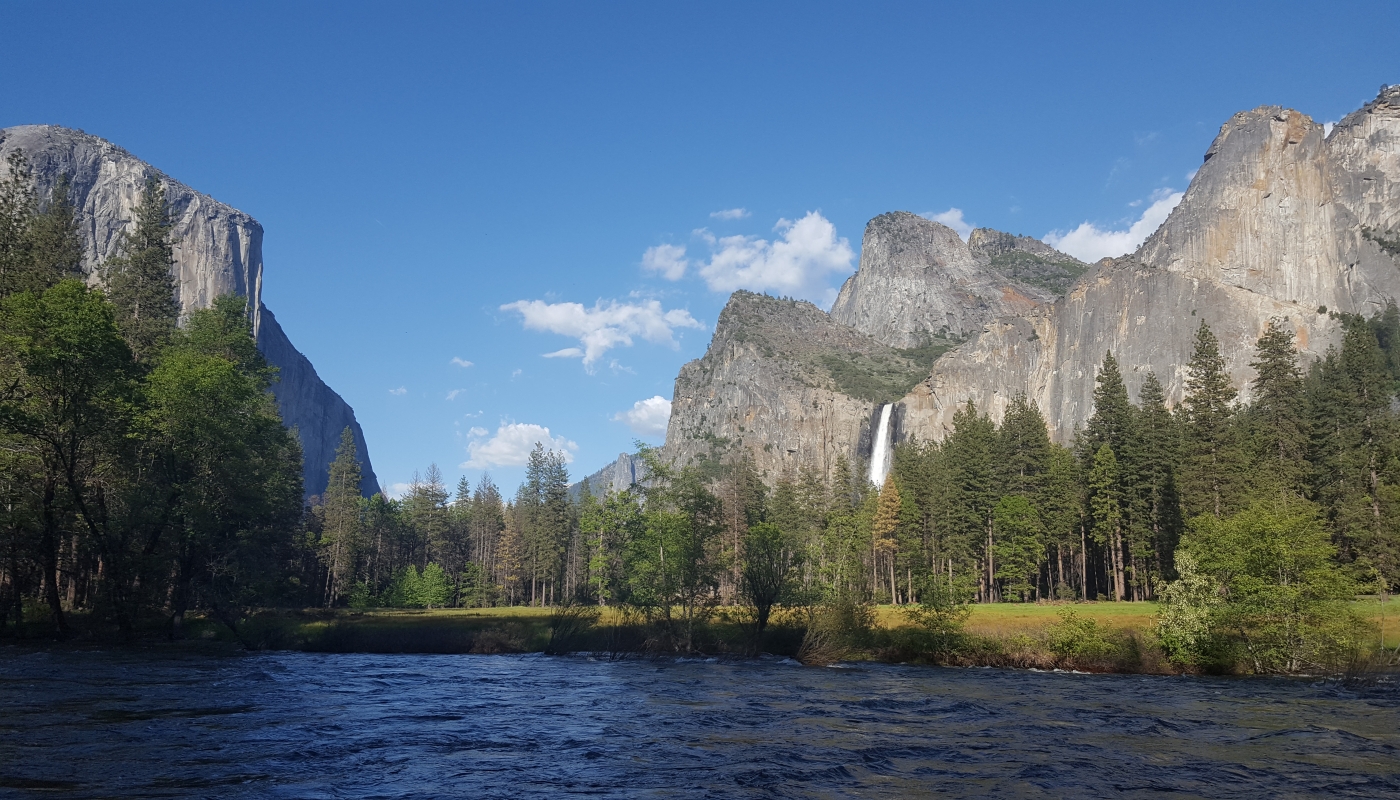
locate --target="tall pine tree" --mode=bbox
[1179,321,1245,519]
[104,176,178,361]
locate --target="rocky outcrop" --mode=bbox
[902,87,1400,442]
[829,212,1055,348]
[0,125,379,498]
[662,291,921,480]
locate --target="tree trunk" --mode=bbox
[40,478,68,636]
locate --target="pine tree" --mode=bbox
[872,475,902,603]
[104,176,178,361]
[1308,318,1400,585]
[1088,444,1126,600]
[321,427,363,606]
[1246,319,1309,499]
[945,401,998,601]
[27,175,85,289]
[1179,320,1244,519]
[0,150,36,297]
[1081,351,1136,465]
[998,392,1051,499]
[1135,372,1182,588]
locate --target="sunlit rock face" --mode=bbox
[0,125,379,498]
[903,86,1400,443]
[655,87,1400,477]
[830,212,1055,348]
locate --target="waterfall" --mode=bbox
[868,404,893,487]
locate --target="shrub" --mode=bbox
[1046,608,1117,662]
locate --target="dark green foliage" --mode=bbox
[103,176,179,362]
[0,280,304,641]
[985,250,1089,296]
[740,522,800,637]
[817,351,928,403]
[1245,320,1309,499]
[1179,321,1246,519]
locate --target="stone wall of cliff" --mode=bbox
[0,125,379,498]
[901,87,1400,442]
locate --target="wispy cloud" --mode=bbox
[461,422,577,468]
[614,396,671,437]
[468,426,488,437]
[1044,188,1184,263]
[710,208,750,220]
[923,208,973,240]
[693,211,854,307]
[446,389,464,401]
[450,357,474,368]
[501,298,703,371]
[389,387,407,396]
[641,243,689,280]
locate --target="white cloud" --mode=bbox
[511,369,522,379]
[1323,121,1336,137]
[1044,189,1184,263]
[694,211,854,306]
[461,422,578,468]
[468,426,488,437]
[389,387,407,396]
[450,357,474,368]
[613,395,671,437]
[386,482,413,500]
[501,298,704,371]
[924,208,974,240]
[710,208,750,220]
[641,243,689,280]
[446,389,463,401]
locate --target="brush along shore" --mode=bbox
[28,599,1367,677]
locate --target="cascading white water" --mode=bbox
[868,403,893,487]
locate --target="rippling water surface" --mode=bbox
[1,648,1397,798]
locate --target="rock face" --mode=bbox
[659,87,1400,477]
[829,212,1060,348]
[901,87,1400,442]
[662,291,920,480]
[570,452,649,500]
[0,125,379,498]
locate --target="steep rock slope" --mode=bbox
[829,212,1055,347]
[0,125,379,498]
[902,87,1400,441]
[662,291,922,479]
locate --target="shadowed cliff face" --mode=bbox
[0,125,379,498]
[902,87,1400,443]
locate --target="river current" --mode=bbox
[1,649,1397,798]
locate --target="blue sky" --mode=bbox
[3,1,1397,496]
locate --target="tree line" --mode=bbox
[315,310,1396,621]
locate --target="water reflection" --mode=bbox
[1,649,1397,798]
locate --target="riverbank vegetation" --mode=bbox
[1,151,1397,676]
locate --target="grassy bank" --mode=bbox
[8,599,1395,677]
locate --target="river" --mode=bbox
[1,649,1396,798]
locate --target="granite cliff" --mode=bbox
[903,86,1400,441]
[642,86,1400,482]
[0,125,379,498]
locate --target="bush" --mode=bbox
[1046,608,1117,662]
